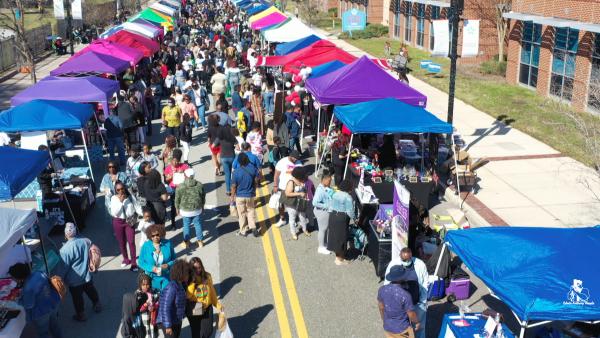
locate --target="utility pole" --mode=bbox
[64,0,74,55]
[447,0,463,125]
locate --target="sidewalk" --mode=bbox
[313,27,600,227]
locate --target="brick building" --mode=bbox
[338,0,384,24]
[386,0,499,64]
[317,0,338,13]
[504,0,600,112]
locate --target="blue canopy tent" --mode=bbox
[275,34,321,55]
[0,147,50,201]
[324,98,452,180]
[444,227,600,337]
[0,100,97,180]
[246,4,269,14]
[310,60,347,78]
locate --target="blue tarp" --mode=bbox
[99,25,124,39]
[246,4,269,14]
[0,147,50,201]
[275,34,321,55]
[334,98,451,134]
[0,99,94,132]
[310,60,346,78]
[446,226,600,322]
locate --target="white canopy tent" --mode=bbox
[123,22,160,39]
[262,17,317,43]
[0,208,37,262]
[160,0,182,8]
[150,2,177,16]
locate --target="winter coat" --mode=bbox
[174,178,206,212]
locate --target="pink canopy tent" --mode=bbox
[72,40,144,67]
[105,30,160,57]
[250,12,287,30]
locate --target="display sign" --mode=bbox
[431,19,449,57]
[53,0,65,19]
[392,181,410,258]
[342,9,366,32]
[461,19,480,57]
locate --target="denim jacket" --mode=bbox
[329,191,355,219]
[312,184,333,210]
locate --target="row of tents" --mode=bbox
[236,2,600,337]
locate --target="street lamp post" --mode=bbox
[446,0,463,125]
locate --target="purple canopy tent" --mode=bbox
[11,76,119,114]
[305,55,427,106]
[50,51,130,76]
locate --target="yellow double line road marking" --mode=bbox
[255,182,308,338]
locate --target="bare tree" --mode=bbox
[297,0,320,27]
[494,0,511,62]
[0,0,37,83]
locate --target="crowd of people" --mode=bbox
[4,0,436,337]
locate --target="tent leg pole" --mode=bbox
[316,105,321,161]
[300,113,305,151]
[37,221,50,275]
[342,134,354,180]
[433,242,446,277]
[519,327,525,338]
[420,133,425,173]
[81,129,96,183]
[451,133,461,201]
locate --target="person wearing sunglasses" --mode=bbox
[100,161,130,216]
[138,223,176,291]
[109,181,141,272]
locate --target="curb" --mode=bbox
[441,186,490,228]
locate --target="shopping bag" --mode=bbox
[229,202,238,218]
[215,321,234,338]
[268,192,281,210]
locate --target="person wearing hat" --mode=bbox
[273,150,302,228]
[378,265,420,338]
[59,223,102,322]
[174,168,206,249]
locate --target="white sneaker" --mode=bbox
[318,247,331,255]
[275,219,287,228]
[120,263,128,268]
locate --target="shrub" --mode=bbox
[479,60,507,76]
[328,8,338,17]
[339,24,389,39]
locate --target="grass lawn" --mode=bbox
[345,37,600,166]
[0,8,56,30]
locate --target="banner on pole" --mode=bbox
[392,181,410,259]
[431,19,449,57]
[461,19,480,57]
[72,0,83,20]
[53,0,65,19]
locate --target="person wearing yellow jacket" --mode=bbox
[186,257,224,338]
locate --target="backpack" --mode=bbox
[50,275,68,300]
[89,243,102,272]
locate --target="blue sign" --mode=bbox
[341,9,366,32]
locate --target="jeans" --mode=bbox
[415,303,427,338]
[262,91,274,114]
[146,113,153,136]
[314,208,330,249]
[153,98,162,119]
[190,117,199,129]
[33,309,63,338]
[182,214,203,242]
[197,105,206,127]
[166,126,179,141]
[106,137,126,165]
[221,156,234,193]
[289,137,301,154]
[112,217,137,267]
[69,281,100,315]
[285,207,308,235]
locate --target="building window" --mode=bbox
[519,21,542,88]
[394,11,401,38]
[404,3,413,42]
[588,34,600,112]
[550,27,579,101]
[416,4,425,47]
[429,6,440,50]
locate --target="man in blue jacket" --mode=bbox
[8,263,63,338]
[103,108,126,166]
[59,223,102,322]
[285,104,302,154]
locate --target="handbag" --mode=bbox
[122,197,138,227]
[229,202,238,218]
[295,197,308,213]
[192,302,204,316]
[268,192,281,209]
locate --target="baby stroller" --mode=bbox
[348,225,368,260]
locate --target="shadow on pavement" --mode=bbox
[228,304,274,337]
[214,276,242,298]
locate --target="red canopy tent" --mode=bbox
[105,30,160,57]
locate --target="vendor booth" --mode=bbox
[309,60,346,78]
[0,101,98,229]
[257,40,357,71]
[250,12,288,30]
[262,17,314,42]
[50,51,130,76]
[150,2,177,16]
[275,34,321,55]
[122,21,162,40]
[0,147,50,202]
[10,75,119,115]
[105,30,160,57]
[248,6,281,24]
[246,4,269,15]
[72,39,144,67]
[439,226,600,338]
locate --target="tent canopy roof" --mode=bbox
[73,40,144,66]
[309,60,346,78]
[0,147,50,201]
[250,12,287,30]
[0,99,94,132]
[11,76,119,114]
[263,17,315,42]
[305,56,427,106]
[248,6,280,23]
[334,98,450,134]
[50,51,130,76]
[446,226,600,322]
[122,21,160,39]
[246,4,269,15]
[105,30,159,57]
[258,40,356,71]
[275,34,321,55]
[0,208,38,260]
[150,2,176,16]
